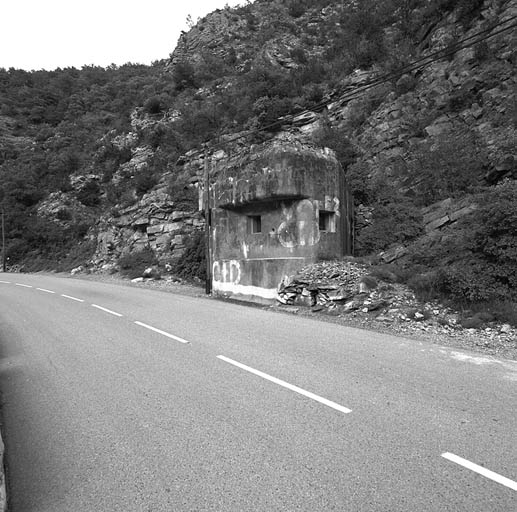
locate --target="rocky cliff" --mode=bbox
[8,0,513,307]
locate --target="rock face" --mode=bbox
[92,187,204,268]
[38,0,516,280]
[37,191,93,226]
[170,10,243,69]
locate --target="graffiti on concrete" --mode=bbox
[213,260,241,284]
[277,199,320,248]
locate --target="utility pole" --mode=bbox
[1,207,5,272]
[204,146,212,295]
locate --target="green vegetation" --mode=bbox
[0,62,174,268]
[377,181,517,321]
[171,231,206,281]
[118,247,158,279]
[0,0,514,316]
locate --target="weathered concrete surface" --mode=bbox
[210,141,352,301]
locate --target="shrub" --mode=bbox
[369,264,409,283]
[473,41,491,62]
[134,171,159,197]
[118,248,158,279]
[404,181,517,304]
[76,180,101,207]
[311,121,358,171]
[287,1,307,18]
[346,161,374,206]
[355,200,423,255]
[167,174,197,210]
[172,60,198,91]
[172,231,206,281]
[448,181,517,302]
[290,47,308,64]
[346,85,388,130]
[459,301,517,327]
[252,96,293,131]
[56,207,72,221]
[407,270,448,301]
[456,0,485,27]
[448,87,478,112]
[55,240,96,272]
[368,266,398,283]
[490,301,517,327]
[143,96,163,115]
[459,315,484,329]
[405,128,488,206]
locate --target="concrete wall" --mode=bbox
[210,143,351,301]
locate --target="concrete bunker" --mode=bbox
[208,141,352,302]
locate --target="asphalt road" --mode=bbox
[0,273,515,511]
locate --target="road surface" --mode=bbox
[0,273,515,511]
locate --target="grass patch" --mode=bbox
[118,247,158,279]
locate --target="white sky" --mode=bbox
[0,0,248,71]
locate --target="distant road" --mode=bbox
[0,273,515,511]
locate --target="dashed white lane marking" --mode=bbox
[442,452,517,491]
[0,280,10,284]
[36,288,55,294]
[91,304,123,317]
[15,283,32,288]
[134,321,190,344]
[61,294,84,302]
[217,355,352,414]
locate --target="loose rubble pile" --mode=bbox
[277,261,367,308]
[276,260,517,358]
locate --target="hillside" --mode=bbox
[0,0,516,321]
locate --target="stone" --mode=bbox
[375,315,394,323]
[470,103,483,119]
[424,120,452,137]
[133,217,149,227]
[155,234,172,246]
[172,211,188,221]
[500,324,511,334]
[327,287,353,302]
[146,224,163,235]
[449,205,476,222]
[495,155,515,172]
[343,300,363,312]
[366,299,388,312]
[425,215,450,232]
[380,246,406,263]
[143,266,161,279]
[294,294,312,307]
[131,277,144,283]
[163,223,183,233]
[359,276,378,293]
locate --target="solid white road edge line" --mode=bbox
[134,321,190,344]
[36,288,55,294]
[442,452,517,491]
[61,294,84,302]
[91,304,123,317]
[217,355,352,414]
